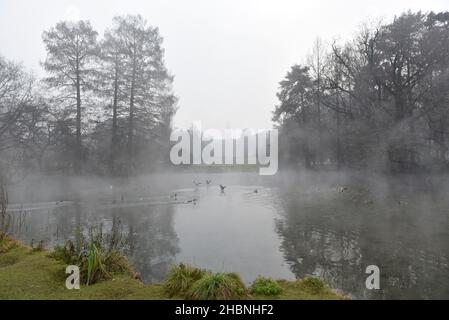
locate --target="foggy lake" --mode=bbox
[6,171,449,299]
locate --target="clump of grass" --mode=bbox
[163,263,205,297]
[298,277,326,294]
[50,223,135,286]
[52,240,134,285]
[164,265,246,300]
[83,242,133,285]
[51,240,77,265]
[0,232,17,253]
[250,276,283,296]
[188,272,246,300]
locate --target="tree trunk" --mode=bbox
[336,92,342,168]
[128,52,137,163]
[317,55,323,166]
[75,59,82,175]
[110,54,119,175]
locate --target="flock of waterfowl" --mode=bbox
[109,182,408,209]
[192,180,256,194]
[8,180,411,214]
[106,179,233,206]
[167,180,260,206]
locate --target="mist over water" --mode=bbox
[2,1,449,304]
[6,170,449,299]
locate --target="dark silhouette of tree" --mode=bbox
[42,21,99,174]
[275,11,449,172]
[96,15,177,174]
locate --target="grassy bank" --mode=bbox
[0,234,345,300]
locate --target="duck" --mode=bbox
[219,185,227,192]
[339,187,349,193]
[186,198,197,204]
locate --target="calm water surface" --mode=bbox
[6,172,449,299]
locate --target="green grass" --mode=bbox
[163,263,206,297]
[252,278,346,300]
[250,276,283,296]
[188,272,247,300]
[0,234,346,300]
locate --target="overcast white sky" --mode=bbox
[0,0,448,131]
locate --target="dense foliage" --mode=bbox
[274,11,449,172]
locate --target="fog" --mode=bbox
[1,1,449,300]
[1,0,448,131]
[2,170,449,298]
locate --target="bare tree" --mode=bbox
[42,21,99,174]
[308,38,327,165]
[0,56,34,152]
[110,15,175,172]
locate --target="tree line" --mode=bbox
[0,15,177,179]
[273,11,449,172]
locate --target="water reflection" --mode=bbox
[172,186,293,282]
[8,199,180,284]
[6,174,449,299]
[273,178,449,299]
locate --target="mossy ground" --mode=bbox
[251,279,346,300]
[0,235,345,300]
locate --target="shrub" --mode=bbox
[50,231,134,286]
[163,263,205,297]
[250,276,283,296]
[188,272,246,300]
[0,232,17,253]
[299,277,326,294]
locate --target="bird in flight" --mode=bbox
[193,181,202,187]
